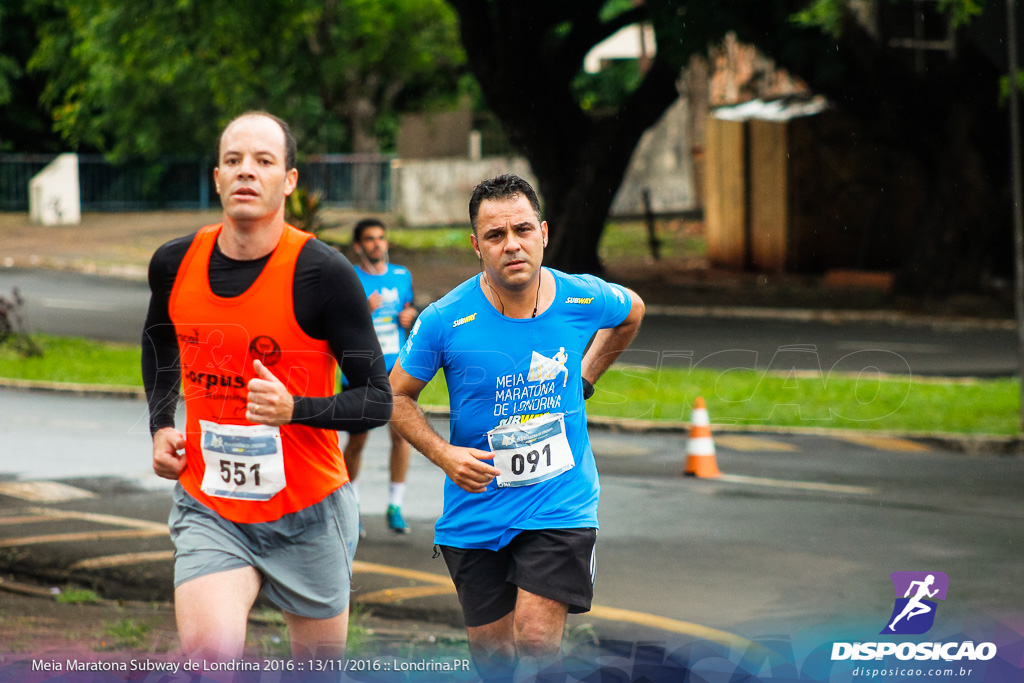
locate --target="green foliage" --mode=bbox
[573,59,643,112]
[344,604,373,655]
[0,1,65,151]
[1000,71,1024,105]
[791,0,848,37]
[250,613,291,657]
[937,0,987,28]
[286,187,326,235]
[55,588,100,604]
[100,618,152,650]
[792,0,990,35]
[0,55,18,107]
[27,0,465,159]
[0,289,43,358]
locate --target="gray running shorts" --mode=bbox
[168,483,359,619]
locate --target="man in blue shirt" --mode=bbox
[344,218,416,533]
[390,175,644,678]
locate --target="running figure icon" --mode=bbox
[888,574,939,631]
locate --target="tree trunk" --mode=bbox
[448,1,681,275]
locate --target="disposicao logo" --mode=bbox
[831,571,998,663]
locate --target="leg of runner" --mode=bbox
[386,422,411,533]
[513,589,568,675]
[343,431,370,481]
[344,431,369,537]
[175,566,262,660]
[284,607,350,661]
[466,612,516,679]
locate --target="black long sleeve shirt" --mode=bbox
[141,232,392,435]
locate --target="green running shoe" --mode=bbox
[386,505,410,534]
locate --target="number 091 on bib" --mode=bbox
[486,413,574,488]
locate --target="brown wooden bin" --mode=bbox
[704,108,911,274]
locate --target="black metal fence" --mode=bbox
[0,154,394,212]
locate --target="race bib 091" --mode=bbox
[486,413,574,488]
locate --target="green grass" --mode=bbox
[99,618,152,650]
[320,225,471,251]
[418,365,1020,436]
[598,220,706,260]
[0,334,142,386]
[1,334,1018,435]
[344,604,373,655]
[320,220,704,258]
[55,587,101,604]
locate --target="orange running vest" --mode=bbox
[168,224,348,523]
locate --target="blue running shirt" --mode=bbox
[355,264,414,371]
[398,268,632,549]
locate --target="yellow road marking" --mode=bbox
[587,605,752,649]
[357,585,458,604]
[1,514,757,651]
[352,560,454,586]
[24,507,167,532]
[0,528,168,548]
[0,514,62,526]
[353,561,757,651]
[833,435,930,452]
[716,473,874,495]
[70,550,174,570]
[0,482,96,502]
[0,508,168,547]
[714,435,799,452]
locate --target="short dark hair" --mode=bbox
[217,111,297,170]
[353,218,386,243]
[468,174,542,232]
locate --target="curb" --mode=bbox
[0,377,146,400]
[416,407,1021,456]
[2,379,1018,456]
[3,261,1016,330]
[644,304,1016,331]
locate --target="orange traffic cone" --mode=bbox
[683,397,721,478]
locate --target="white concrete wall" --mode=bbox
[394,157,537,227]
[29,153,81,225]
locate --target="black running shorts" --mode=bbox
[439,528,597,628]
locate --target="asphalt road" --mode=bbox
[1,268,1018,376]
[1,388,1021,652]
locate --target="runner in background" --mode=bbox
[344,218,417,534]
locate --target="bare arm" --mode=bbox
[152,426,186,480]
[389,360,500,493]
[399,302,417,330]
[580,288,645,385]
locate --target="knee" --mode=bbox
[514,621,561,658]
